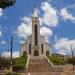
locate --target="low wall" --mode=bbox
[52,65,64,72]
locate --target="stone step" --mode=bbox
[22,72,62,75]
[26,69,52,73]
[25,57,53,73]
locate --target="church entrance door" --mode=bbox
[34,50,39,56]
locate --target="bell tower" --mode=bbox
[32,7,40,56]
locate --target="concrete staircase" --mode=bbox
[22,57,56,75]
[21,56,62,75]
[22,57,74,75]
[25,56,52,73]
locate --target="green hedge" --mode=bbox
[0,55,27,72]
[12,56,27,72]
[48,56,67,65]
[13,56,27,67]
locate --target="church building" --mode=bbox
[20,8,52,57]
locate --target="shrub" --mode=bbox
[68,57,75,69]
[13,56,27,67]
[6,72,20,75]
[49,56,67,65]
[68,57,75,65]
[12,65,25,72]
[0,57,10,69]
[12,56,27,72]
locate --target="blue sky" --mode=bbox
[0,0,75,56]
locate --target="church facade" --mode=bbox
[20,8,52,57]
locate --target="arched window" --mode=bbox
[29,44,31,54]
[41,44,43,54]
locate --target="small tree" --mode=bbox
[0,57,10,69]
[68,57,75,70]
[0,0,16,9]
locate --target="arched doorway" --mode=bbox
[34,50,39,56]
[23,51,27,57]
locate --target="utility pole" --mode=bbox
[71,45,74,70]
[71,45,73,58]
[0,53,1,58]
[10,36,13,72]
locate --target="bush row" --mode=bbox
[47,56,67,65]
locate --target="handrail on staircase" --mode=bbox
[45,55,53,67]
[26,55,30,69]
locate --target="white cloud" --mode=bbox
[1,51,20,58]
[40,26,53,37]
[39,17,43,26]
[17,23,32,38]
[19,40,26,44]
[41,2,58,27]
[1,52,10,58]
[0,31,2,36]
[17,17,32,39]
[0,8,3,17]
[60,8,75,22]
[40,26,53,43]
[1,41,6,44]
[22,17,32,25]
[12,51,20,58]
[54,38,75,55]
[58,50,67,55]
[44,37,50,43]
